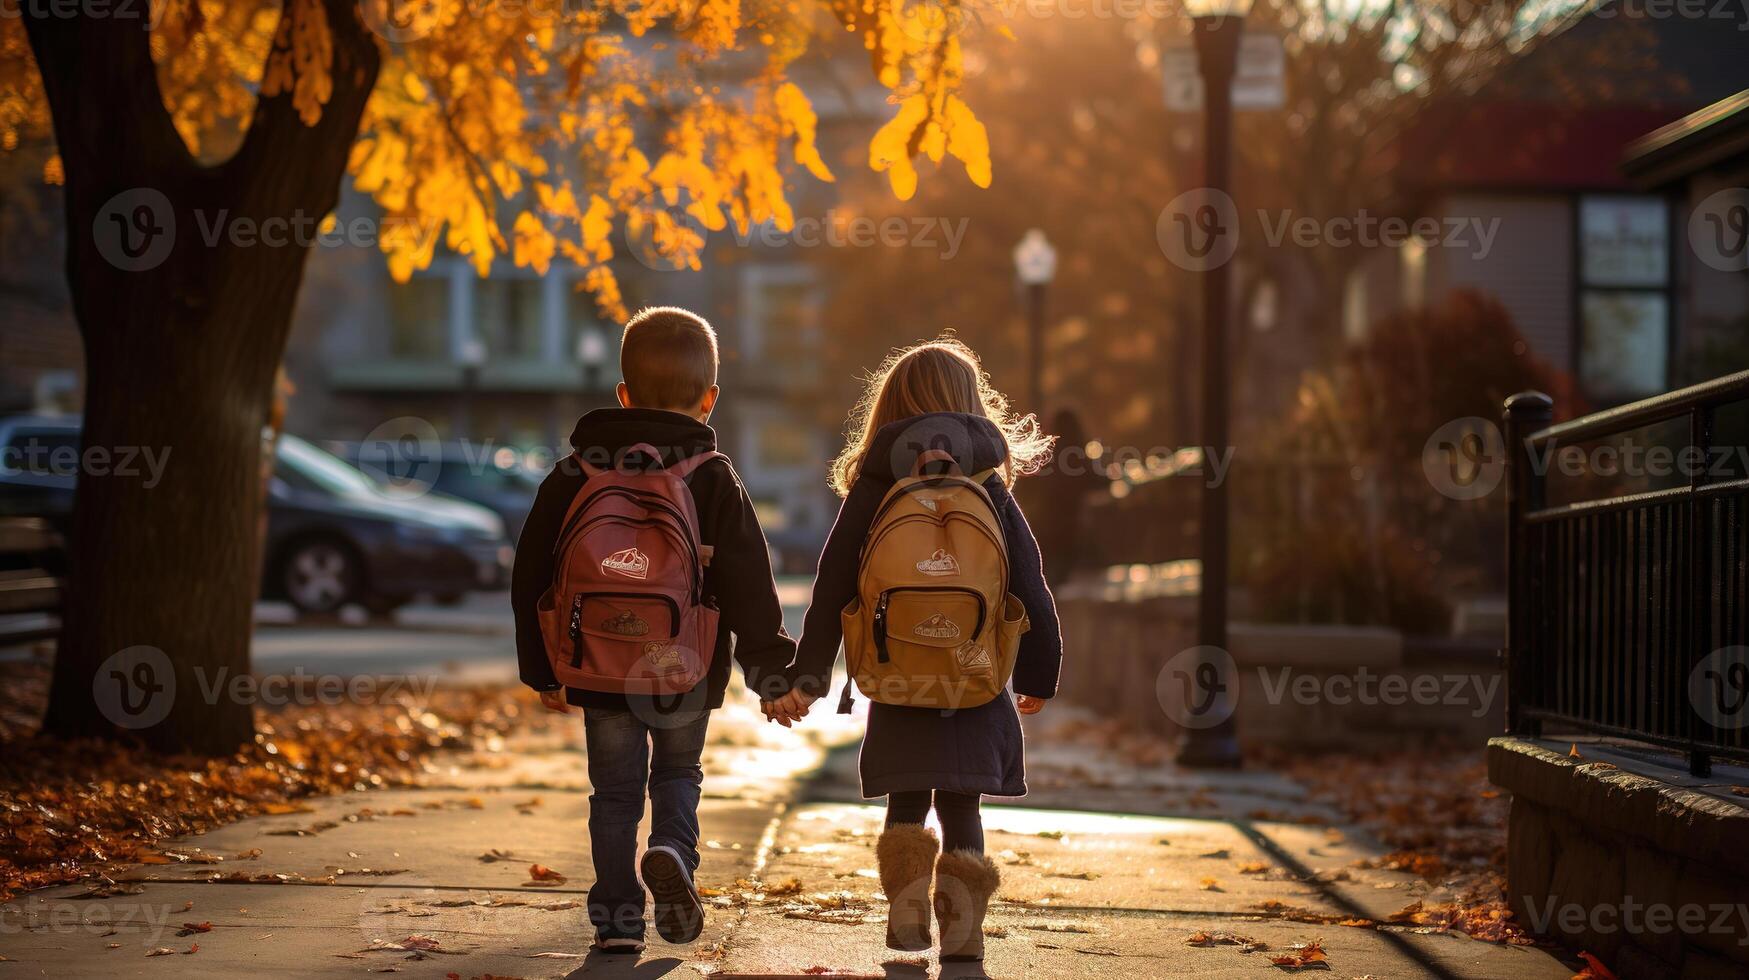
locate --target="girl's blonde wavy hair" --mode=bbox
[829,336,1056,497]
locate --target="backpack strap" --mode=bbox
[912,449,962,478]
[572,451,604,478]
[670,450,727,569]
[616,442,667,470]
[669,449,728,479]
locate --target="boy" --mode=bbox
[512,307,795,954]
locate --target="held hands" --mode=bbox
[538,689,571,714]
[761,690,818,728]
[1016,695,1046,715]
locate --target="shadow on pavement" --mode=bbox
[567,952,687,977]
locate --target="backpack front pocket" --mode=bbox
[570,591,680,666]
[845,587,1005,710]
[874,587,986,661]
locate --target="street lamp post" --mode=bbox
[1013,229,1057,416]
[1177,0,1248,769]
[455,335,487,439]
[576,325,609,391]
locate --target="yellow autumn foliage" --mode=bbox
[0,0,993,320]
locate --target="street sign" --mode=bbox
[1161,33,1286,113]
[1161,46,1202,113]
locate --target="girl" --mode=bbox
[767,337,1063,963]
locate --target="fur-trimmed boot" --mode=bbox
[877,824,940,951]
[933,849,1000,962]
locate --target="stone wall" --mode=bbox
[1053,591,1505,747]
[1489,738,1749,979]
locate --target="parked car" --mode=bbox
[0,415,512,617]
[327,440,541,541]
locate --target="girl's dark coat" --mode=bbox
[789,413,1064,798]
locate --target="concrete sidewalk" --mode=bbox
[0,695,838,977]
[0,700,1579,979]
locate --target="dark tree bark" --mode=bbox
[24,2,381,755]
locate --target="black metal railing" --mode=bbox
[1505,370,1749,777]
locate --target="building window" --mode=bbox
[744,266,822,381]
[1577,195,1670,401]
[389,275,449,359]
[476,277,546,360]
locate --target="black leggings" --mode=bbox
[886,790,983,853]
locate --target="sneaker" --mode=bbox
[640,845,704,944]
[592,934,645,956]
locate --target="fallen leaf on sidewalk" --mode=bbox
[71,879,145,899]
[176,921,212,937]
[267,821,339,837]
[478,849,516,863]
[1047,870,1099,881]
[358,936,463,960]
[233,848,262,860]
[1237,861,1271,874]
[1185,931,1268,952]
[1384,898,1530,944]
[1573,951,1618,979]
[765,876,805,896]
[1199,877,1222,891]
[1269,940,1328,970]
[1036,830,1065,840]
[525,864,567,885]
[1197,849,1230,859]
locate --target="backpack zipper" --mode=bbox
[569,591,683,667]
[568,593,585,666]
[871,586,987,664]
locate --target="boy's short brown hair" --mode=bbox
[619,306,719,410]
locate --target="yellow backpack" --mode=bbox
[839,450,1030,712]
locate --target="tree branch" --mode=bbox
[230,0,382,221]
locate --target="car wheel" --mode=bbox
[281,538,361,616]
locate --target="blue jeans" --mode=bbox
[582,706,710,939]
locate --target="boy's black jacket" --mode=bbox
[511,408,796,710]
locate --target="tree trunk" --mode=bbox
[25,2,380,755]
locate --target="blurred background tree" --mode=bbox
[1241,290,1582,632]
[1,0,993,754]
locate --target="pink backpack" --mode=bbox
[538,444,724,694]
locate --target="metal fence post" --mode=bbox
[1504,391,1553,738]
